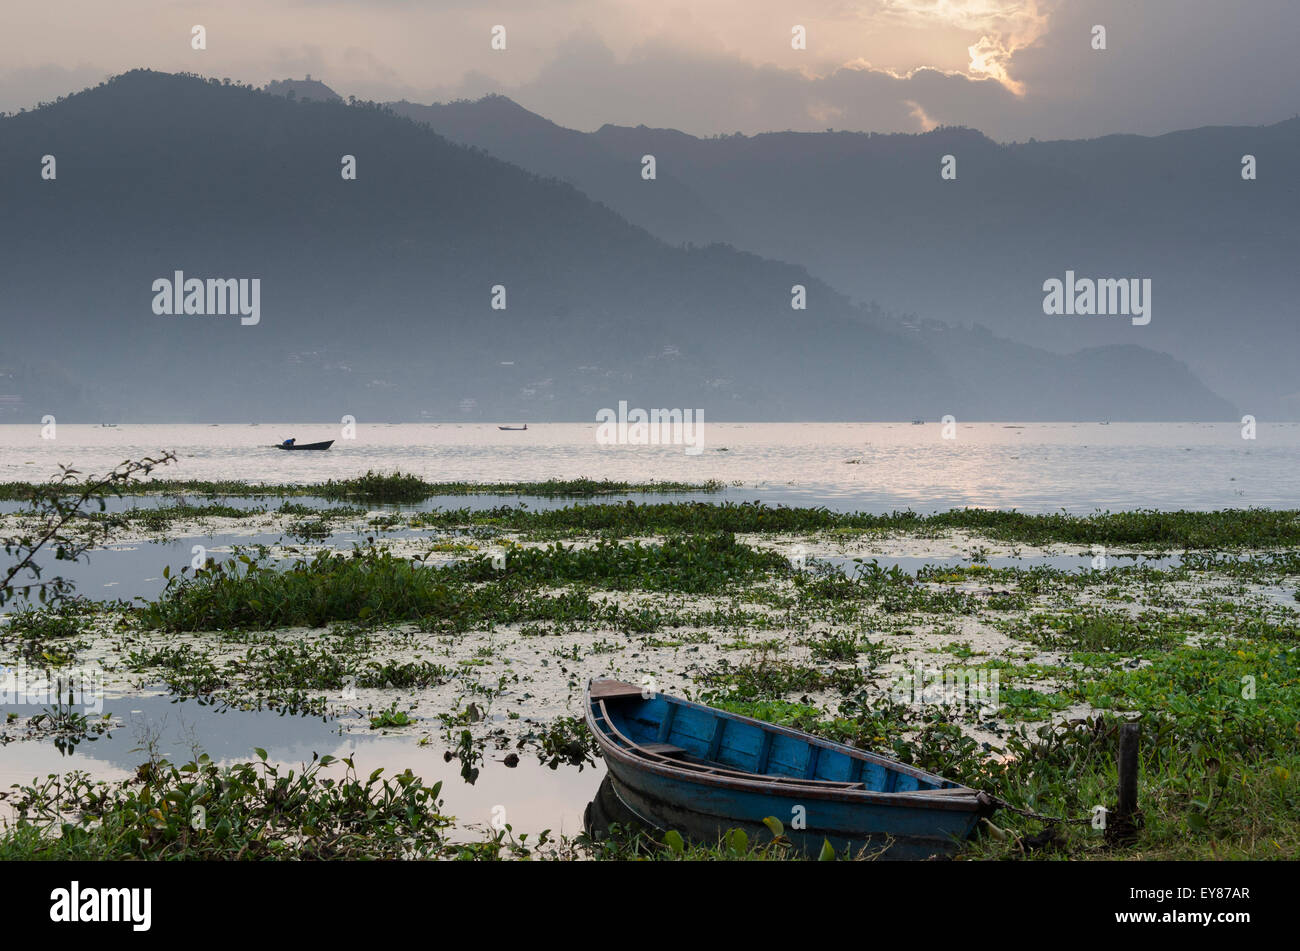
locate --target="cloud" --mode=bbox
[1003,0,1300,138]
[413,1,1300,141]
[2,1,1298,139]
[421,33,1020,136]
[877,0,1057,91]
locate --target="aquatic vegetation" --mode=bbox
[136,534,789,633]
[699,650,869,700]
[0,475,723,504]
[22,685,114,754]
[446,533,791,593]
[125,643,228,697]
[1077,644,1299,756]
[369,703,416,729]
[702,697,826,733]
[810,631,866,661]
[1007,609,1189,653]
[413,504,1300,548]
[413,477,724,498]
[138,549,475,629]
[286,517,334,540]
[358,659,452,689]
[278,501,366,518]
[962,716,1300,861]
[926,507,1300,550]
[7,484,1300,861]
[526,715,598,769]
[88,502,255,534]
[317,471,436,503]
[243,641,359,692]
[0,750,452,859]
[1,599,93,665]
[996,687,1075,720]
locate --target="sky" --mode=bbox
[2,0,1297,140]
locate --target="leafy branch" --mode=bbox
[1,451,178,609]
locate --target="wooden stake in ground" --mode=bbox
[1107,721,1142,845]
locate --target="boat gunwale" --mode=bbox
[596,698,870,789]
[593,679,960,786]
[585,680,990,814]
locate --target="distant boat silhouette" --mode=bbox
[273,439,334,451]
[498,424,527,431]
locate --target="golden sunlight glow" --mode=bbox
[877,0,1053,94]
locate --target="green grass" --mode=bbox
[963,722,1299,860]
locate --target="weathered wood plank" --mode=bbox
[640,742,689,758]
[589,679,644,701]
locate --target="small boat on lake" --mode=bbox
[585,679,993,859]
[498,424,527,431]
[272,439,334,451]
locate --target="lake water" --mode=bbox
[2,421,1297,512]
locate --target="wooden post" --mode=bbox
[1108,722,1141,844]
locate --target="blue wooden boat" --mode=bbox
[585,679,994,859]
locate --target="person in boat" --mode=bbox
[282,437,295,447]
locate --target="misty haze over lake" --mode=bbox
[3,422,1294,513]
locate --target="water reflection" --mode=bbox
[0,693,602,841]
[583,774,650,844]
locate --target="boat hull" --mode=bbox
[273,440,334,451]
[601,754,978,859]
[585,679,990,860]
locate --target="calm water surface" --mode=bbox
[2,422,1295,512]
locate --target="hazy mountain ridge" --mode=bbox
[388,91,1298,418]
[264,77,343,103]
[389,95,735,247]
[0,70,1236,422]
